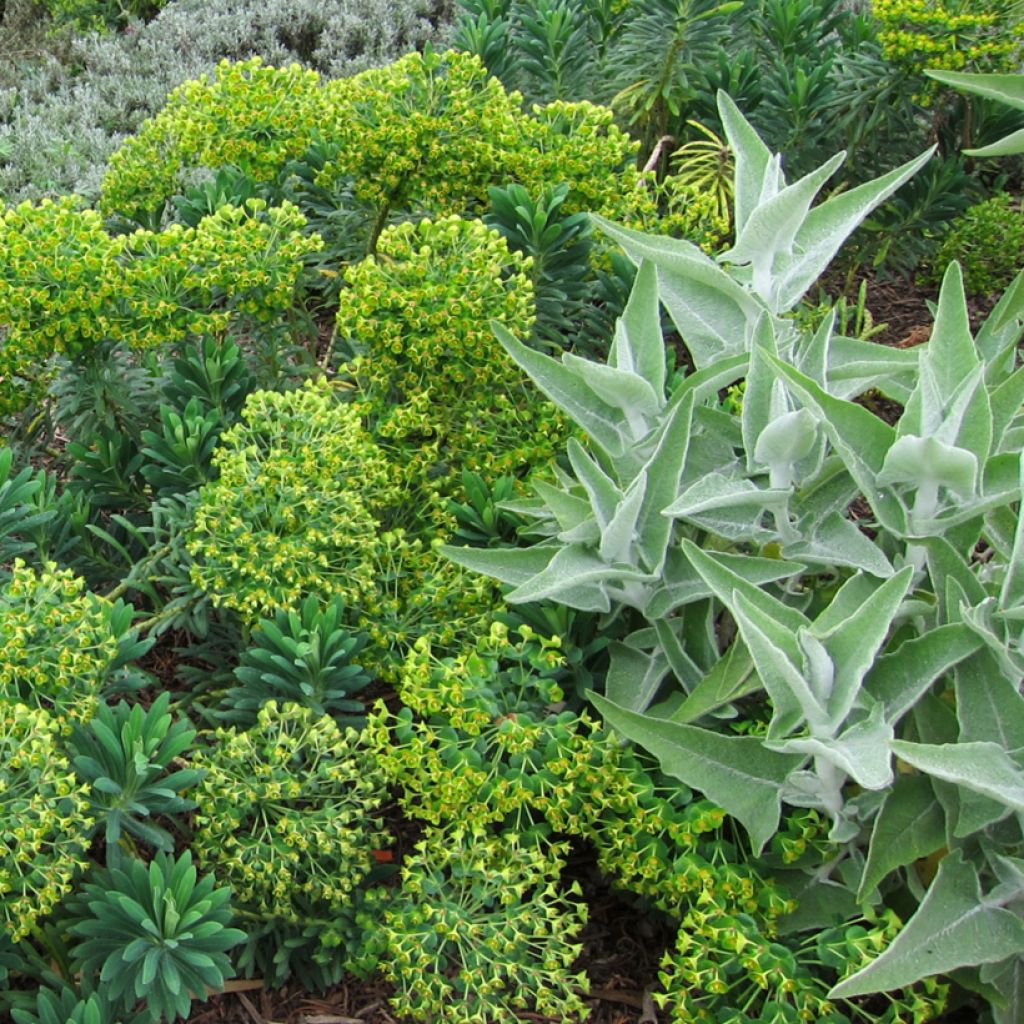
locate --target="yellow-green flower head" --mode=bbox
[191,701,387,919]
[0,701,91,941]
[100,57,329,218]
[0,560,122,726]
[187,378,393,621]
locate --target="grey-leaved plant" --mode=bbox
[444,89,1024,1020]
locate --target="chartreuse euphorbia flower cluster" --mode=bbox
[99,50,657,233]
[186,378,396,621]
[0,560,130,725]
[191,701,387,922]
[0,196,319,416]
[335,214,565,507]
[0,701,92,942]
[99,57,328,220]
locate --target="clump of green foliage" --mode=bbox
[98,48,657,260]
[220,594,372,726]
[448,93,1020,1022]
[69,851,244,1023]
[42,0,168,30]
[68,693,202,863]
[931,192,1024,295]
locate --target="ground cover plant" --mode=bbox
[0,0,1023,1022]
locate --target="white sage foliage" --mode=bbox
[444,90,1024,1015]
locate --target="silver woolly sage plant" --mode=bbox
[445,89,1024,1019]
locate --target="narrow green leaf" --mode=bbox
[591,215,763,368]
[440,543,558,588]
[768,354,904,531]
[671,641,759,723]
[977,269,1024,369]
[815,567,914,727]
[731,595,821,735]
[771,705,894,790]
[998,453,1024,611]
[653,617,703,692]
[634,393,694,573]
[609,259,664,396]
[783,511,895,577]
[864,624,982,723]
[859,774,946,899]
[605,642,669,713]
[505,544,653,611]
[590,693,804,854]
[682,540,808,633]
[826,335,920,402]
[644,548,805,619]
[989,367,1024,454]
[560,353,661,430]
[830,850,1024,998]
[567,439,620,530]
[924,70,1024,111]
[599,473,645,564]
[723,152,846,309]
[780,147,935,309]
[956,660,1024,751]
[965,128,1024,157]
[717,90,773,236]
[981,956,1024,1024]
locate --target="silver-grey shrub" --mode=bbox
[0,0,454,202]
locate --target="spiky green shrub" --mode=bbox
[186,378,395,620]
[68,693,202,861]
[931,192,1024,296]
[69,851,244,1023]
[381,826,588,1024]
[0,702,92,942]
[220,594,372,726]
[0,561,149,724]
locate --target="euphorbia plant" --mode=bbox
[446,90,1024,1020]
